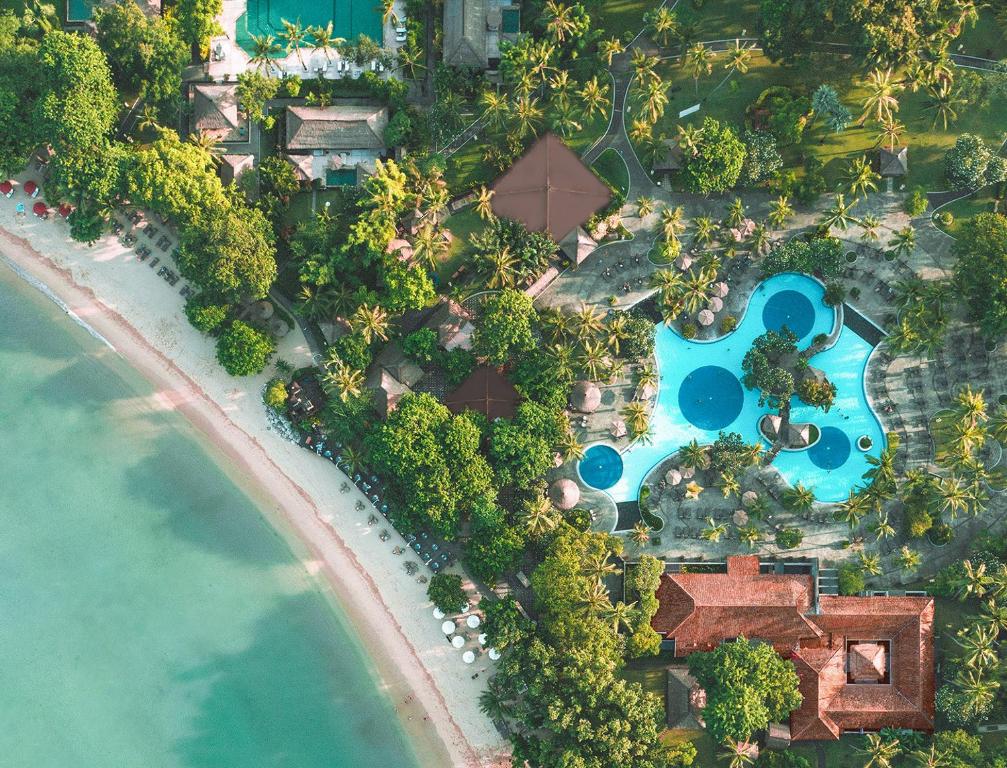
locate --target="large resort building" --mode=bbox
[652,556,935,741]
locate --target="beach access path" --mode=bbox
[0,178,509,768]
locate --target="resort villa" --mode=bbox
[189,83,248,143]
[282,105,389,186]
[443,0,522,70]
[653,556,935,741]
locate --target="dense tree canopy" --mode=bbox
[945,134,1007,191]
[742,328,799,409]
[215,320,275,375]
[175,0,222,52]
[0,12,41,177]
[473,290,538,366]
[762,236,844,280]
[688,637,803,743]
[953,213,1007,339]
[680,116,746,195]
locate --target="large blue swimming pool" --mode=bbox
[580,273,885,503]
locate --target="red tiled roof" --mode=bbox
[651,557,935,741]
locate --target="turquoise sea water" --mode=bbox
[0,266,420,768]
[582,273,886,504]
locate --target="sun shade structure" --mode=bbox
[651,555,935,740]
[23,180,37,197]
[879,146,908,177]
[490,133,612,243]
[571,380,602,413]
[444,367,520,420]
[548,478,580,510]
[32,202,46,216]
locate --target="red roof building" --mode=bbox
[652,555,934,741]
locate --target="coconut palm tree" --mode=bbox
[701,517,728,542]
[691,216,716,248]
[379,0,398,24]
[682,268,714,313]
[957,560,995,600]
[835,490,870,528]
[660,205,687,240]
[630,521,651,546]
[579,75,610,121]
[636,196,655,218]
[989,405,1007,443]
[484,246,517,289]
[642,76,669,123]
[523,496,559,537]
[925,81,962,130]
[279,18,308,70]
[557,429,585,461]
[725,197,746,228]
[598,36,624,66]
[629,117,653,144]
[859,733,899,768]
[605,313,630,356]
[604,600,638,634]
[647,6,679,46]
[684,42,714,94]
[309,22,341,62]
[249,33,282,72]
[480,90,510,130]
[511,94,544,139]
[582,551,619,582]
[956,384,989,426]
[576,579,611,616]
[845,154,880,197]
[411,222,447,272]
[898,546,922,572]
[887,226,915,259]
[636,363,658,391]
[871,512,895,541]
[859,68,902,125]
[782,482,816,512]
[860,214,881,242]
[579,339,610,380]
[679,438,709,470]
[724,39,755,75]
[137,104,160,133]
[571,302,604,340]
[981,598,1007,633]
[908,745,950,768]
[474,185,495,221]
[631,49,658,82]
[748,223,772,256]
[650,269,686,306]
[676,123,703,157]
[956,624,999,670]
[938,476,971,520]
[955,668,999,713]
[322,360,365,402]
[478,679,510,720]
[350,303,390,343]
[767,195,794,229]
[820,193,860,232]
[397,43,425,79]
[738,525,762,549]
[875,117,906,151]
[719,740,755,768]
[544,0,576,43]
[622,401,649,436]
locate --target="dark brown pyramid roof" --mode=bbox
[490,133,612,242]
[444,366,520,420]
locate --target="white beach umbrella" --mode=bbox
[433,607,445,620]
[462,651,476,664]
[458,601,470,614]
[478,633,488,646]
[707,296,724,313]
[441,620,456,635]
[488,648,502,661]
[467,614,481,629]
[697,309,715,326]
[451,635,465,649]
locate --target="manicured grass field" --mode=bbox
[592,147,631,198]
[440,206,485,282]
[627,52,1007,192]
[933,188,1002,236]
[596,0,652,42]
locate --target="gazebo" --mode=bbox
[878,146,908,178]
[445,366,520,420]
[549,478,581,510]
[571,380,602,413]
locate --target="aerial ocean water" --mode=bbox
[0,264,421,768]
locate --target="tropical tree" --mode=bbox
[898,546,922,572]
[859,733,900,768]
[579,75,610,121]
[955,667,999,714]
[955,624,999,670]
[544,0,576,43]
[249,33,281,72]
[630,521,651,546]
[642,77,669,123]
[888,226,916,259]
[835,490,870,528]
[693,216,717,246]
[522,496,559,537]
[636,196,655,218]
[350,303,390,343]
[859,68,902,125]
[646,6,679,47]
[724,39,754,75]
[622,401,649,436]
[475,185,495,221]
[926,81,962,130]
[480,90,509,130]
[782,482,815,512]
[598,36,624,66]
[604,600,638,634]
[629,117,653,144]
[871,512,896,541]
[309,22,341,62]
[511,95,544,139]
[875,117,906,151]
[631,49,658,82]
[957,560,994,600]
[821,193,860,232]
[725,197,746,228]
[684,43,715,94]
[719,740,755,768]
[571,301,604,339]
[676,123,703,157]
[701,517,728,542]
[767,195,794,229]
[322,359,364,402]
[748,223,771,256]
[279,18,308,70]
[908,745,950,768]
[844,155,880,197]
[576,579,611,616]
[860,214,881,242]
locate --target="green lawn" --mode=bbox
[441,206,485,282]
[957,8,1007,59]
[627,52,1007,192]
[934,187,1003,236]
[596,0,654,42]
[592,147,631,198]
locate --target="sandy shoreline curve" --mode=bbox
[0,210,509,768]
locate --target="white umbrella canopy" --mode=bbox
[478,633,488,646]
[697,309,715,326]
[467,614,481,629]
[463,651,476,664]
[441,620,456,635]
[433,607,445,620]
[707,296,724,313]
[451,635,465,649]
[488,648,501,660]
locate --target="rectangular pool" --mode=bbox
[236,0,383,55]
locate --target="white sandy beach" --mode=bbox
[0,180,509,768]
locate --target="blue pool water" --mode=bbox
[586,273,885,503]
[579,444,624,490]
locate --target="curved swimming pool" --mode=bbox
[598,272,885,503]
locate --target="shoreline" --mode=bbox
[0,219,507,768]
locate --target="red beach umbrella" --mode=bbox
[23,180,38,198]
[58,203,72,218]
[32,201,47,217]
[0,180,11,198]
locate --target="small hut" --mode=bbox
[571,380,602,413]
[878,146,908,178]
[549,478,581,510]
[653,139,683,174]
[445,367,520,420]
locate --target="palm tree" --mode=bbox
[957,559,994,600]
[859,733,899,768]
[557,429,584,461]
[572,302,604,340]
[350,303,390,343]
[871,512,896,541]
[650,269,685,305]
[659,205,687,240]
[309,22,341,62]
[478,679,510,721]
[782,482,816,512]
[875,117,906,151]
[887,226,915,259]
[474,185,495,221]
[860,214,881,242]
[693,216,717,247]
[738,524,762,549]
[579,339,610,380]
[835,490,869,528]
[898,546,922,572]
[321,360,365,403]
[859,551,882,576]
[939,477,970,520]
[279,18,308,70]
[604,600,638,634]
[720,472,741,499]
[955,667,999,713]
[188,131,224,165]
[859,68,902,125]
[629,117,653,144]
[576,579,611,616]
[249,33,281,71]
[483,246,517,290]
[956,384,989,426]
[379,0,398,24]
[622,401,649,436]
[397,43,425,79]
[908,745,950,768]
[550,104,585,137]
[642,77,669,123]
[719,740,755,768]
[676,123,703,157]
[636,196,655,218]
[544,0,576,43]
[723,39,754,75]
[981,598,1007,633]
[647,6,679,47]
[679,439,709,470]
[480,90,509,130]
[725,197,746,228]
[925,81,962,130]
[579,75,610,121]
[767,195,794,229]
[630,49,658,82]
[582,551,619,582]
[630,521,651,546]
[522,497,558,537]
[137,104,160,133]
[821,193,859,232]
[701,517,728,542]
[989,405,1007,443]
[684,43,714,94]
[412,222,447,272]
[748,223,771,256]
[511,95,544,139]
[956,624,999,670]
[845,155,880,197]
[598,36,624,66]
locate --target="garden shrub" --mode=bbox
[838,562,865,595]
[427,572,466,613]
[681,322,698,339]
[905,187,929,216]
[185,293,230,333]
[930,521,954,545]
[720,315,738,333]
[216,320,275,376]
[402,327,439,364]
[264,378,287,410]
[329,332,373,371]
[775,527,804,549]
[823,282,846,306]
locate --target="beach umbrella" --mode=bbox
[685,480,704,500]
[664,468,682,486]
[635,381,657,401]
[733,509,749,526]
[697,309,715,326]
[681,466,695,479]
[707,296,724,313]
[32,201,47,217]
[23,180,37,198]
[433,607,445,620]
[462,651,476,664]
[610,418,627,439]
[571,380,602,413]
[488,648,501,661]
[674,253,693,271]
[742,490,759,508]
[58,203,72,218]
[451,635,465,649]
[478,633,488,646]
[549,478,580,510]
[0,181,12,198]
[714,281,729,298]
[467,614,481,629]
[441,620,455,635]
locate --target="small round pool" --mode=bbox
[762,289,816,340]
[579,445,623,490]
[808,426,852,470]
[678,365,744,430]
